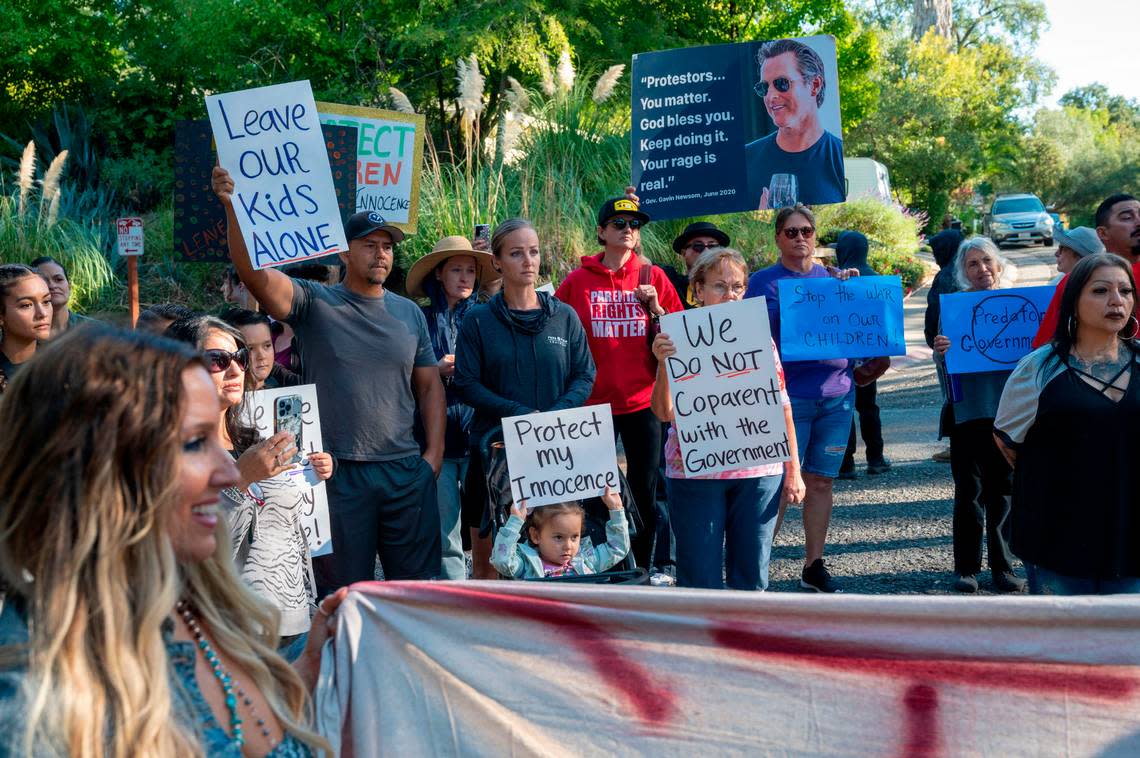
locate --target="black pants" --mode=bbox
[314,456,441,595]
[842,381,885,467]
[949,419,1014,575]
[614,407,663,570]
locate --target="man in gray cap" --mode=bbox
[1051,226,1105,283]
[211,166,446,590]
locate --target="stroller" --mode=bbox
[477,426,648,585]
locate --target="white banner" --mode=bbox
[206,80,349,269]
[659,298,789,476]
[244,384,332,556]
[316,582,1140,757]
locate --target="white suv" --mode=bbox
[984,193,1054,247]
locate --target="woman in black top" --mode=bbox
[0,264,52,394]
[995,254,1140,594]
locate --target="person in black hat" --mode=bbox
[666,222,731,310]
[211,166,447,590]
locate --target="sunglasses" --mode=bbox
[204,347,249,373]
[684,241,721,254]
[754,76,797,98]
[781,226,816,240]
[607,218,643,231]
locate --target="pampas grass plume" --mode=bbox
[556,49,575,92]
[388,87,416,114]
[592,64,625,103]
[17,141,35,217]
[506,77,530,113]
[41,150,69,209]
[538,58,556,96]
[47,190,61,227]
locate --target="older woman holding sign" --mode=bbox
[994,254,1140,594]
[454,219,596,578]
[932,237,1025,594]
[744,204,857,593]
[650,248,804,590]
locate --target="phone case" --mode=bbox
[274,395,304,464]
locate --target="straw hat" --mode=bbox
[405,235,499,299]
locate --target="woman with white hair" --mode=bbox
[932,237,1025,594]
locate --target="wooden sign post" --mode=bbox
[116,217,144,327]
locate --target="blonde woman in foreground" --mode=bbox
[0,326,342,757]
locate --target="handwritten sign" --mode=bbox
[244,384,332,556]
[502,405,620,509]
[777,275,907,361]
[941,286,1054,374]
[116,217,144,256]
[660,299,789,477]
[316,102,424,232]
[205,81,348,269]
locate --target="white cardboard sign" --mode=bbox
[660,298,789,477]
[502,404,620,509]
[206,80,349,270]
[245,384,333,556]
[116,217,144,256]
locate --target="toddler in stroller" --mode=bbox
[490,486,630,579]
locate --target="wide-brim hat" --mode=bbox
[1053,226,1105,258]
[597,197,650,226]
[344,211,406,244]
[672,221,730,253]
[405,236,499,299]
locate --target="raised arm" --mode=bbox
[211,166,296,320]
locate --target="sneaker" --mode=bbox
[866,458,892,475]
[992,571,1026,593]
[837,464,857,480]
[800,559,840,593]
[649,572,676,587]
[932,448,952,463]
[953,574,978,593]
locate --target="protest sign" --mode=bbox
[244,384,332,556]
[777,275,907,361]
[660,299,789,477]
[174,120,357,263]
[116,217,144,256]
[205,81,348,269]
[501,405,620,509]
[631,35,844,220]
[941,286,1054,374]
[316,102,424,232]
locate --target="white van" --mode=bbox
[844,158,892,203]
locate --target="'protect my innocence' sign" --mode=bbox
[940,286,1054,374]
[206,80,349,269]
[660,299,789,477]
[502,405,620,509]
[777,275,907,361]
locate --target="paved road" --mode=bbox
[766,241,1059,594]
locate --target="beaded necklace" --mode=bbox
[176,599,276,749]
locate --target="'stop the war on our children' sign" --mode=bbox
[940,285,1054,374]
[777,275,908,361]
[660,298,790,477]
[205,80,349,270]
[502,405,620,510]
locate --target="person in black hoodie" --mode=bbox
[454,218,597,578]
[834,231,892,478]
[924,226,964,464]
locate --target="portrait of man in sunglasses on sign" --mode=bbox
[745,37,846,210]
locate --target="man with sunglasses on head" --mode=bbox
[746,38,845,210]
[211,166,447,591]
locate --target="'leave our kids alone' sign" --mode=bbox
[206,80,349,269]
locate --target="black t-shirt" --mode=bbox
[745,130,846,208]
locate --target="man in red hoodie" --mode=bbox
[1032,194,1140,347]
[556,198,684,575]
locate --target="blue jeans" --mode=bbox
[1025,564,1140,596]
[791,390,856,478]
[666,474,783,590]
[438,457,469,580]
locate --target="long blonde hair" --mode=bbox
[0,327,327,756]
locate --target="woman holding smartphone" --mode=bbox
[166,315,335,644]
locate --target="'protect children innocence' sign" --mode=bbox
[777,275,907,361]
[940,286,1054,374]
[660,298,789,477]
[502,405,620,509]
[206,80,349,269]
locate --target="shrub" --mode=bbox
[868,248,929,290]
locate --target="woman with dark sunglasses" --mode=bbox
[555,197,684,577]
[744,204,859,593]
[166,315,334,645]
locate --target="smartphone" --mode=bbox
[474,223,490,247]
[273,394,304,465]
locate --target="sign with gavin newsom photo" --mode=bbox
[502,405,620,509]
[660,298,790,477]
[631,35,845,220]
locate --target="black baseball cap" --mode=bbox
[672,221,730,253]
[597,197,650,226]
[344,211,406,244]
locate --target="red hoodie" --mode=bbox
[1032,260,1140,348]
[556,253,683,414]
